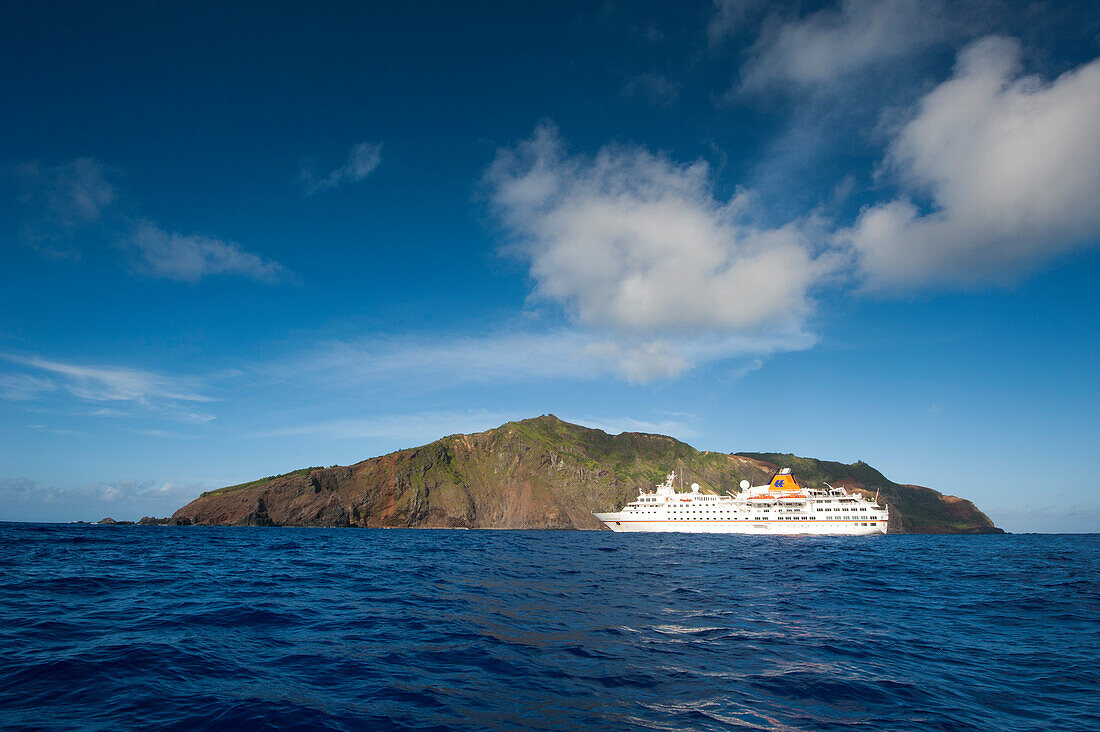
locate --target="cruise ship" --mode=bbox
[594,469,888,534]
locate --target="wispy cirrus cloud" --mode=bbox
[10,156,291,284]
[707,0,763,48]
[0,373,57,401]
[622,72,680,107]
[121,220,290,284]
[28,424,86,436]
[559,414,698,440]
[255,409,514,443]
[0,354,216,423]
[11,157,116,255]
[274,330,604,386]
[738,0,952,92]
[271,325,814,389]
[300,141,383,194]
[581,330,815,383]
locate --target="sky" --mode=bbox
[1,0,1097,532]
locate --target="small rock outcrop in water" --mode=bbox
[97,517,135,525]
[137,516,170,525]
[171,415,1002,533]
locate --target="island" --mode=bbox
[170,415,1002,533]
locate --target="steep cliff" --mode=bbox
[172,415,1002,533]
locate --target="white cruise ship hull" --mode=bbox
[593,514,887,535]
[595,469,889,535]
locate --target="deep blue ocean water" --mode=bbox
[0,525,1096,731]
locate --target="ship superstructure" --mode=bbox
[593,469,888,534]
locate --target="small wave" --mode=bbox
[0,525,1095,731]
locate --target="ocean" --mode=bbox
[0,524,1096,731]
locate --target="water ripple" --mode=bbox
[0,525,1096,731]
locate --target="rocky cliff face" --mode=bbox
[172,415,1002,533]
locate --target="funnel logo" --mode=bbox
[774,479,785,488]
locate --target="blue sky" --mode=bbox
[2,1,1097,532]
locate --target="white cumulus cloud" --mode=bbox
[844,37,1100,288]
[486,124,831,334]
[482,124,831,379]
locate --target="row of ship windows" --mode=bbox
[654,516,820,520]
[630,509,880,520]
[637,497,859,503]
[644,504,858,509]
[652,517,880,524]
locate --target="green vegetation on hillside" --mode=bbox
[500,414,701,484]
[200,467,322,497]
[175,416,1000,532]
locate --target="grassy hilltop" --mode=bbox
[172,415,1002,533]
